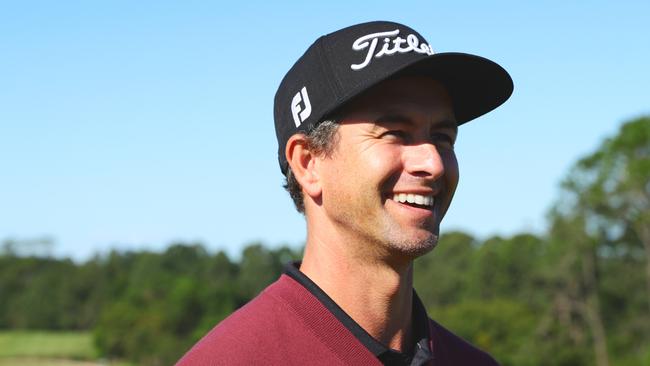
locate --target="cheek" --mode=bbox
[368,143,403,168]
[323,142,403,199]
[365,146,404,191]
[320,153,365,203]
[436,151,459,220]
[442,151,459,193]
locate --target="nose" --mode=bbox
[402,142,445,179]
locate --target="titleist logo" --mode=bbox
[351,29,434,71]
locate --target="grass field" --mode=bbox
[0,331,131,366]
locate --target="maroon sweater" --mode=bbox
[177,272,499,365]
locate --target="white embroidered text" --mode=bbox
[350,29,434,71]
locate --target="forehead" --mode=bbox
[336,76,456,123]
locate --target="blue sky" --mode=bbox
[1,1,648,260]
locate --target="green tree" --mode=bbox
[559,116,650,308]
[94,245,213,365]
[191,250,238,338]
[433,298,539,366]
[545,116,650,366]
[469,233,545,304]
[414,231,477,307]
[236,243,296,302]
[541,213,608,366]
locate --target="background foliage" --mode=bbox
[1,117,648,365]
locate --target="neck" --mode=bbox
[300,227,415,352]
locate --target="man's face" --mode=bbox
[316,76,459,258]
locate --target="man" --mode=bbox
[178,21,513,365]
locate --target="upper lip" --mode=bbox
[390,187,441,196]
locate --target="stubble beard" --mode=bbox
[344,205,440,260]
[379,216,440,258]
[328,189,441,260]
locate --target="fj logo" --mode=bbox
[291,86,312,127]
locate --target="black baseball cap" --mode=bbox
[274,20,513,175]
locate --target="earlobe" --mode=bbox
[286,135,323,200]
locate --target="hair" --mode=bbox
[284,119,340,213]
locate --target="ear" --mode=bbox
[285,134,323,200]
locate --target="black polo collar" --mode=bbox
[284,262,434,366]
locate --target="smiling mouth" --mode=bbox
[391,193,435,209]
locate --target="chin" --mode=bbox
[386,231,439,259]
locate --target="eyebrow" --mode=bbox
[374,113,458,133]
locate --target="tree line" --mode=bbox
[1,116,648,366]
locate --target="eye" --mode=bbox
[381,130,409,141]
[431,133,455,149]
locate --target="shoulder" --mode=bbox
[429,318,500,366]
[176,274,372,366]
[176,277,297,365]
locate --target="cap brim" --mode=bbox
[332,52,513,125]
[406,53,513,124]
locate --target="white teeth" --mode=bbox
[414,195,424,205]
[391,193,435,207]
